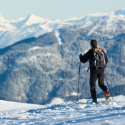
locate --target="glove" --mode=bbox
[79,54,82,59]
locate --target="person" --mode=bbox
[79,39,109,103]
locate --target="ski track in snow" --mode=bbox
[1,96,125,125]
[86,20,103,40]
[55,30,63,45]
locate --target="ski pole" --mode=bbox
[77,61,81,102]
[104,75,114,102]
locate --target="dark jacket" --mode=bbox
[80,48,108,73]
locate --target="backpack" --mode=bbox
[89,48,106,69]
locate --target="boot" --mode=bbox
[104,90,110,100]
[92,99,97,103]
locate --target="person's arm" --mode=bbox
[79,49,91,63]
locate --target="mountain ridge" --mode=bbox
[0,9,125,48]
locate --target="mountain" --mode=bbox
[0,9,122,49]
[114,8,125,15]
[0,13,9,22]
[0,96,125,124]
[0,12,125,104]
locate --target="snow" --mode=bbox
[55,30,63,45]
[28,46,42,52]
[87,13,110,17]
[1,96,125,124]
[51,98,64,104]
[63,17,82,21]
[0,13,9,22]
[0,100,41,111]
[24,14,48,26]
[71,91,77,96]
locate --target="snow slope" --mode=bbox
[0,95,125,125]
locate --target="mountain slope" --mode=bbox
[0,13,125,104]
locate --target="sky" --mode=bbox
[0,0,125,20]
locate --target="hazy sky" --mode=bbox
[0,0,125,20]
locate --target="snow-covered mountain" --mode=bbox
[114,8,125,15]
[0,96,125,125]
[0,9,124,48]
[0,10,125,105]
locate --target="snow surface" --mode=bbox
[0,96,125,125]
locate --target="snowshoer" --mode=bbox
[79,39,109,103]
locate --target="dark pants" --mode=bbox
[89,73,107,100]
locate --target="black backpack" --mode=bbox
[89,48,106,69]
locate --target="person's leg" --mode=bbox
[98,73,108,91]
[98,73,110,100]
[90,73,97,100]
